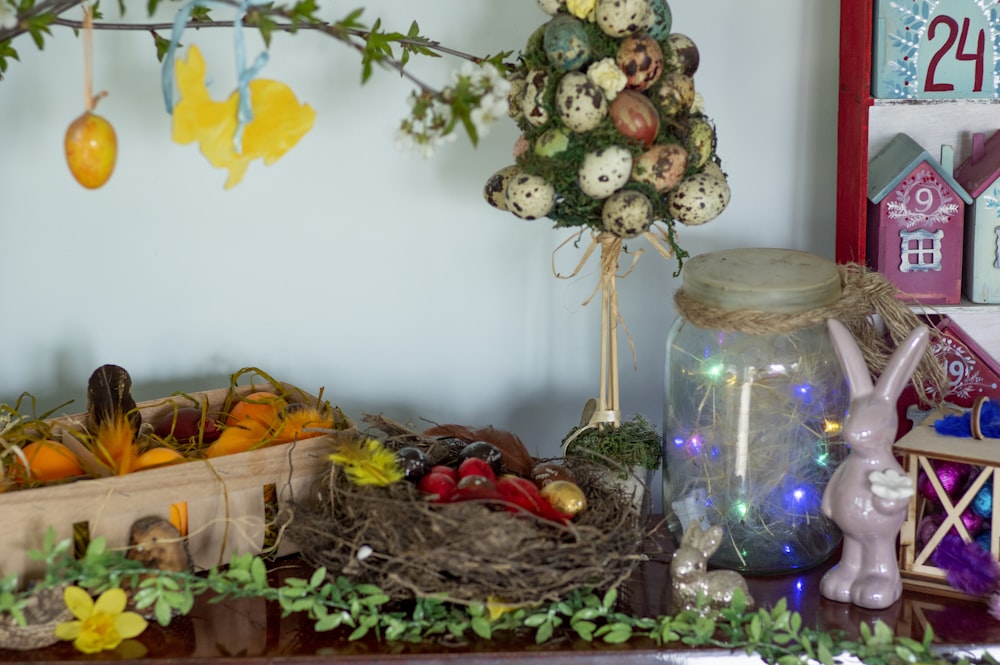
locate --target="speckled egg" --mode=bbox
[506,172,556,220]
[506,71,527,121]
[537,0,564,15]
[522,69,551,127]
[666,172,731,226]
[578,146,633,199]
[535,128,570,157]
[652,72,694,116]
[595,0,654,38]
[544,14,592,72]
[602,189,653,238]
[667,33,700,76]
[556,72,608,133]
[616,34,663,91]
[632,143,688,192]
[483,165,521,211]
[647,0,673,39]
[700,160,725,180]
[686,117,716,169]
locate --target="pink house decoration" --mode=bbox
[954,130,1000,304]
[867,133,972,305]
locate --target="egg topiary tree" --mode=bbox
[484,0,730,470]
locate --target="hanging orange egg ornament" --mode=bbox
[65,111,117,189]
[65,2,116,190]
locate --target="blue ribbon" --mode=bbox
[160,0,270,151]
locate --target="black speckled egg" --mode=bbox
[395,446,432,482]
[458,441,503,475]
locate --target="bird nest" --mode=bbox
[285,416,651,606]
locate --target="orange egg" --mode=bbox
[17,440,86,483]
[133,447,186,471]
[225,391,287,428]
[65,111,117,189]
[203,419,271,458]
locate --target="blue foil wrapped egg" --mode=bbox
[543,14,591,72]
[647,0,673,40]
[973,483,993,519]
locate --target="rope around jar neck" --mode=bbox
[673,262,947,408]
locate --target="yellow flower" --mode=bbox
[567,0,596,20]
[172,45,316,189]
[587,57,628,101]
[55,587,148,654]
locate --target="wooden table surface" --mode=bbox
[3,522,998,664]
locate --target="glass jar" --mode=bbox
[662,248,850,573]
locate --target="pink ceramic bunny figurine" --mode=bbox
[820,318,928,609]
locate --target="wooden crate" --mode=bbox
[895,408,999,599]
[1,383,335,581]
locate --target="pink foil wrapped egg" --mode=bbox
[616,34,664,91]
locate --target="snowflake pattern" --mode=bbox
[879,0,1000,99]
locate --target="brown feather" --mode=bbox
[86,364,141,432]
[423,423,479,441]
[423,423,535,477]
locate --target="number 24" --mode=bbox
[925,15,986,93]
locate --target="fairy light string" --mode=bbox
[665,260,944,572]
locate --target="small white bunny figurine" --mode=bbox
[670,524,754,616]
[820,318,928,609]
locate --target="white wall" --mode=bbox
[0,2,841,494]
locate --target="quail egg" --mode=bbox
[616,33,664,91]
[544,14,592,72]
[483,165,521,211]
[556,71,608,133]
[632,143,688,193]
[522,69,551,127]
[578,146,633,199]
[602,189,654,238]
[666,172,731,226]
[506,173,556,220]
[595,0,654,37]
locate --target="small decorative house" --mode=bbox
[954,131,1000,304]
[896,314,1000,439]
[867,133,972,304]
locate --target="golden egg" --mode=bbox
[540,480,587,517]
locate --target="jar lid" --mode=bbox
[681,248,841,313]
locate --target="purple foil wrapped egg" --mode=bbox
[917,461,972,503]
[960,508,987,537]
[917,513,943,549]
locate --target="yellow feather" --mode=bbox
[327,437,403,487]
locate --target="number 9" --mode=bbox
[913,187,935,213]
[947,359,965,387]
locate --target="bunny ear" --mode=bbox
[701,525,723,556]
[875,324,930,402]
[827,318,874,399]
[680,525,702,549]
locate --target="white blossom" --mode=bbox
[0,0,18,30]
